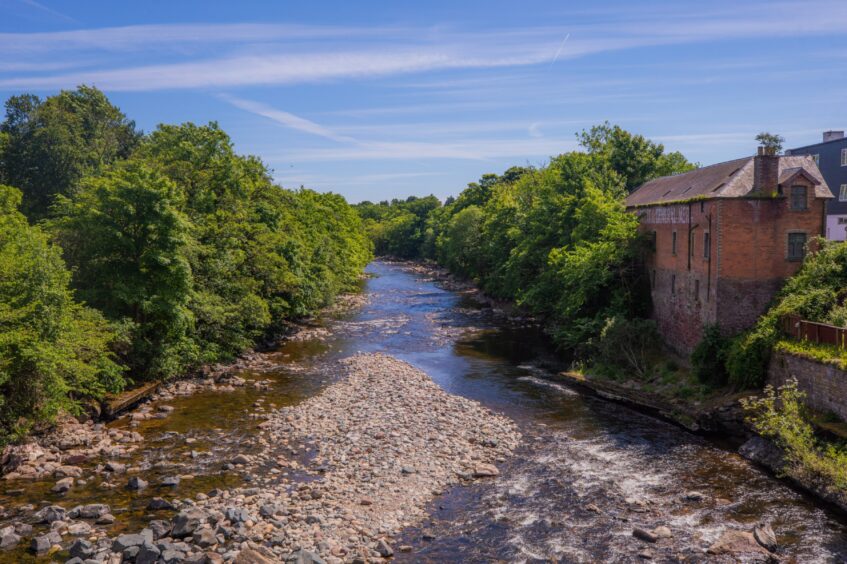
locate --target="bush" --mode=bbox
[691,324,730,386]
[0,185,123,443]
[741,379,847,494]
[595,316,658,378]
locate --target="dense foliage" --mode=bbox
[360,124,693,353]
[0,185,122,443]
[727,238,847,389]
[742,379,847,496]
[0,87,371,440]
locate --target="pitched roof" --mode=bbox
[625,155,832,207]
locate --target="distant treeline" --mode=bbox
[355,123,693,355]
[0,86,371,443]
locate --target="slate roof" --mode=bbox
[626,155,832,207]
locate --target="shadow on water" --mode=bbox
[1,260,846,562]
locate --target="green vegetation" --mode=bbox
[726,238,847,389]
[0,86,371,442]
[691,324,731,386]
[742,379,847,496]
[359,123,693,356]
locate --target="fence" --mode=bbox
[781,314,847,350]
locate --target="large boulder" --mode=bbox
[708,530,773,560]
[34,505,66,523]
[171,510,204,538]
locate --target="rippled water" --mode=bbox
[2,260,846,562]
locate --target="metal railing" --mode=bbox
[781,314,847,350]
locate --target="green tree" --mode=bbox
[0,86,139,219]
[49,163,195,379]
[755,132,784,155]
[0,185,123,442]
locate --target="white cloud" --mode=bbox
[221,95,355,143]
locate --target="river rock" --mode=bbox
[194,527,217,548]
[30,531,61,554]
[69,538,95,559]
[137,541,161,564]
[653,526,672,539]
[632,527,658,543]
[754,522,778,552]
[708,530,773,559]
[739,436,785,471]
[128,476,148,489]
[35,504,66,523]
[74,503,110,519]
[472,463,500,478]
[235,547,277,563]
[67,521,92,536]
[171,510,203,537]
[148,497,175,510]
[285,548,326,564]
[104,461,126,473]
[52,476,74,492]
[112,533,142,552]
[683,491,706,502]
[0,532,19,550]
[161,475,181,487]
[231,454,251,466]
[376,539,394,557]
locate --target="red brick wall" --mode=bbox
[633,181,826,354]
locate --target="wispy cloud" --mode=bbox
[221,95,355,143]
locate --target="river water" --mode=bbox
[2,260,846,562]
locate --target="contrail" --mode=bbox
[549,33,571,66]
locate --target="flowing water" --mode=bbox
[2,260,846,562]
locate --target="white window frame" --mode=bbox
[842,148,847,166]
[814,154,820,166]
[841,184,847,202]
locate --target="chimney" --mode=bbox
[752,146,779,195]
[823,130,845,143]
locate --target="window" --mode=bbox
[790,185,808,211]
[842,148,847,167]
[650,230,657,252]
[703,232,711,259]
[689,232,695,257]
[672,231,677,255]
[671,274,676,294]
[699,200,705,213]
[788,232,807,261]
[694,279,700,301]
[814,154,820,166]
[840,184,847,202]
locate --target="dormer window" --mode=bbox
[790,185,808,211]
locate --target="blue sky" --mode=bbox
[1,0,845,202]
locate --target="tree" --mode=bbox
[755,132,784,155]
[0,185,122,442]
[0,86,139,219]
[49,162,195,379]
[578,122,695,192]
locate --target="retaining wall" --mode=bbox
[768,351,847,421]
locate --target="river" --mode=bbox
[1,260,846,562]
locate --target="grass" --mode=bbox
[774,338,847,370]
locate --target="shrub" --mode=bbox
[741,379,847,495]
[595,316,658,378]
[691,324,730,386]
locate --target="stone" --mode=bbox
[231,454,250,465]
[259,504,279,518]
[285,548,326,564]
[112,533,147,552]
[637,548,654,559]
[653,526,672,539]
[234,547,277,563]
[52,476,74,493]
[67,522,92,536]
[96,513,116,524]
[0,532,19,550]
[172,510,203,538]
[753,523,778,552]
[123,546,141,560]
[149,519,172,539]
[205,552,225,564]
[376,539,394,557]
[128,476,148,489]
[399,545,413,553]
[75,503,110,519]
[225,506,251,523]
[30,532,60,554]
[194,527,216,548]
[104,461,126,473]
[708,530,773,558]
[683,491,706,502]
[472,463,499,478]
[161,475,181,487]
[148,497,176,511]
[35,504,66,523]
[632,528,658,543]
[136,542,161,564]
[69,538,95,559]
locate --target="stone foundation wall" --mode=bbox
[768,351,847,421]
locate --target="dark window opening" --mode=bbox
[672,231,677,255]
[790,185,808,211]
[788,233,807,261]
[703,232,711,259]
[671,274,676,295]
[694,279,700,301]
[699,200,705,213]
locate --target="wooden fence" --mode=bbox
[781,314,847,350]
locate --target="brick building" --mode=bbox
[625,149,832,355]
